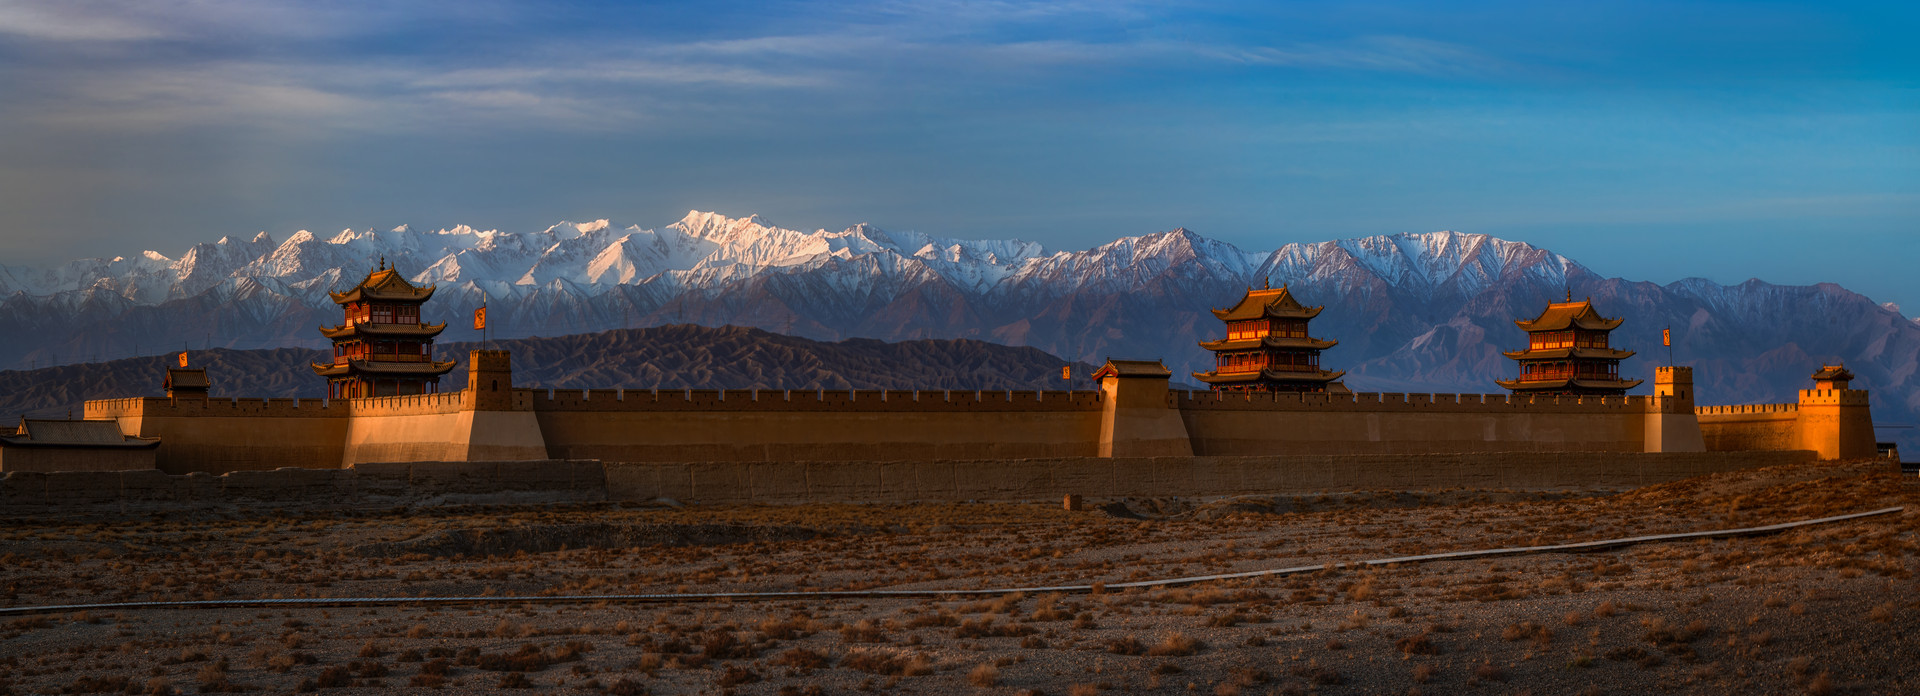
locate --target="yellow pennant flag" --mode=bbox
[1662,328,1671,347]
[1061,365,1071,380]
[473,307,487,331]
[178,351,189,367]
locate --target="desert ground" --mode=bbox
[0,459,1914,695]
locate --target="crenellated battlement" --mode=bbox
[1797,388,1871,406]
[85,392,486,420]
[1696,403,1798,416]
[342,390,471,416]
[85,396,345,420]
[527,387,1105,412]
[1174,390,1669,413]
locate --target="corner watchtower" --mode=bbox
[311,259,457,398]
[1653,366,1694,412]
[1797,364,1875,460]
[467,350,515,411]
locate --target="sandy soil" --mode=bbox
[0,459,1914,695]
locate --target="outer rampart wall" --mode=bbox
[0,447,156,473]
[0,451,1815,512]
[530,388,1106,461]
[0,460,605,511]
[77,378,1851,475]
[1696,403,1801,452]
[605,450,1816,504]
[85,397,349,474]
[1175,391,1660,455]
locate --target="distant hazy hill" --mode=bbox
[0,325,1101,419]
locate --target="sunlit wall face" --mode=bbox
[0,1,1913,306]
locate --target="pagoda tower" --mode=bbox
[1191,284,1346,392]
[311,261,456,398]
[1496,296,1641,396]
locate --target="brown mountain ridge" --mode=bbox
[0,325,1104,420]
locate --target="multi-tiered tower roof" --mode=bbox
[1496,297,1640,396]
[311,262,456,398]
[1191,285,1345,392]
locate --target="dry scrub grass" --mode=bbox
[0,458,1913,694]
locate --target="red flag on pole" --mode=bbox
[177,351,188,367]
[1662,328,1671,347]
[1061,366,1071,380]
[473,307,487,331]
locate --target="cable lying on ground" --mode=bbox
[0,506,1901,617]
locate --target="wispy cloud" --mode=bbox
[16,63,373,131]
[1203,35,1512,77]
[0,1,169,41]
[414,59,837,91]
[0,1,1528,136]
[0,0,506,42]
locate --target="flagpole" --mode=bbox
[1665,325,1674,367]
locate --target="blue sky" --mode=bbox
[0,1,1915,306]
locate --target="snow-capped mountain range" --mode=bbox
[0,211,1574,308]
[3,210,1918,450]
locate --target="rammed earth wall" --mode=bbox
[1176,390,1661,455]
[84,397,350,474]
[1697,403,1802,452]
[78,350,1866,476]
[529,388,1106,462]
[0,460,606,511]
[85,388,1834,472]
[0,451,1816,513]
[601,450,1818,504]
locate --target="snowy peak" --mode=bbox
[1,211,1595,315]
[672,210,777,242]
[1254,230,1579,300]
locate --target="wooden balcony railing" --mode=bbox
[1216,363,1319,374]
[1517,371,1617,381]
[334,353,433,364]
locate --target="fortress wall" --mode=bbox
[84,398,349,474]
[528,388,1103,412]
[348,460,605,498]
[531,388,1106,462]
[1174,390,1663,413]
[0,450,1817,511]
[535,408,1106,462]
[0,447,156,473]
[336,391,505,466]
[82,392,494,473]
[341,411,473,465]
[1696,403,1802,453]
[1176,392,1652,456]
[602,450,1818,505]
[0,460,605,511]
